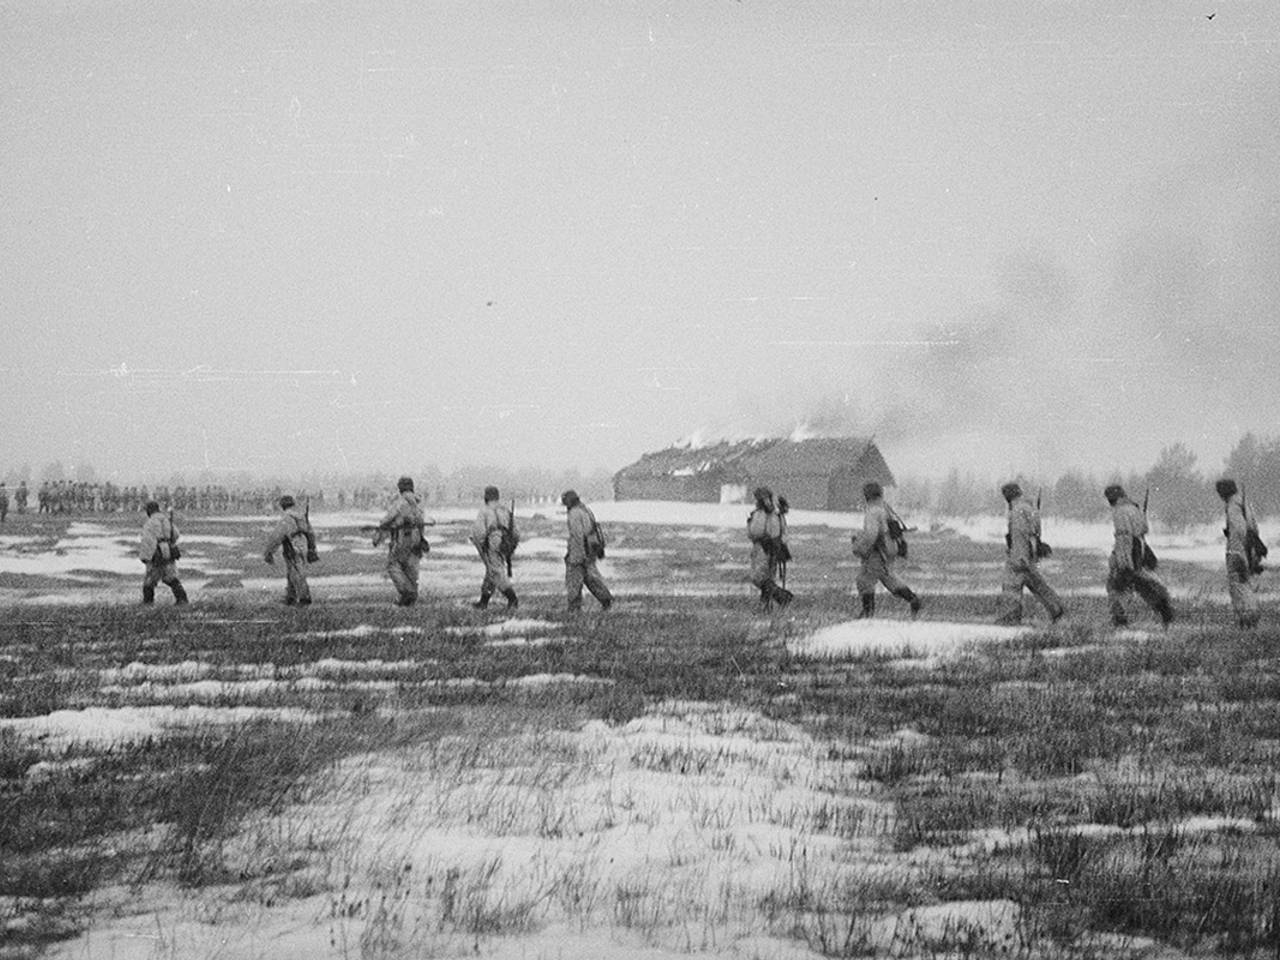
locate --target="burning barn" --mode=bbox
[612,437,895,511]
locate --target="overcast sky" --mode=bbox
[3,0,1277,482]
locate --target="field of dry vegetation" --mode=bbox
[2,506,1279,959]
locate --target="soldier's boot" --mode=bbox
[142,585,156,605]
[896,588,922,618]
[772,584,793,609]
[473,590,492,610]
[503,588,519,610]
[1049,603,1065,624]
[1157,598,1175,628]
[858,593,876,619]
[169,581,189,605]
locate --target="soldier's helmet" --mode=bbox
[1001,482,1022,502]
[1215,478,1238,501]
[279,495,296,509]
[484,485,500,502]
[862,482,883,501]
[1103,484,1126,505]
[753,486,773,505]
[144,500,160,515]
[560,490,580,508]
[397,476,414,493]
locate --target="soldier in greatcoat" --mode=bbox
[373,476,428,606]
[1104,484,1174,628]
[139,500,188,605]
[1216,478,1262,628]
[562,490,612,611]
[851,482,921,619]
[263,494,314,606]
[996,482,1065,625]
[470,485,518,610]
[746,486,793,610]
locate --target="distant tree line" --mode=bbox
[895,433,1280,529]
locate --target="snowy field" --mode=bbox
[2,502,1274,958]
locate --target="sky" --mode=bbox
[3,0,1278,482]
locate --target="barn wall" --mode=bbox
[747,473,830,511]
[613,473,721,502]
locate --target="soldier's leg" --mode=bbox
[141,563,161,604]
[163,576,188,605]
[488,554,511,595]
[287,558,310,605]
[1024,565,1065,621]
[1132,571,1174,626]
[878,567,921,617]
[583,560,613,609]
[1227,555,1259,628]
[475,564,495,608]
[1106,562,1130,626]
[996,564,1026,625]
[565,561,587,611]
[386,558,414,605]
[402,555,420,605]
[855,560,879,617]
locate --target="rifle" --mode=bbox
[166,506,182,561]
[884,502,914,559]
[304,496,319,563]
[1137,486,1158,570]
[358,519,456,533]
[504,500,516,578]
[1034,488,1052,558]
[1241,483,1269,575]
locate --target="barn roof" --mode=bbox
[614,438,779,478]
[740,437,880,476]
[616,436,887,480]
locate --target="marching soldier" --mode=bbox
[372,476,428,606]
[1216,478,1262,628]
[15,480,27,514]
[1104,484,1174,628]
[470,485,518,610]
[138,500,188,605]
[562,490,612,611]
[0,483,7,523]
[995,482,1064,625]
[851,482,921,619]
[746,486,793,610]
[263,494,314,606]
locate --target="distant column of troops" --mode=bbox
[0,481,390,518]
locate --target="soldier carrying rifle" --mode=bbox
[263,494,317,607]
[851,482,921,619]
[1104,483,1173,628]
[139,500,188,606]
[369,476,429,607]
[995,482,1064,625]
[747,486,793,611]
[1216,478,1265,628]
[470,485,519,610]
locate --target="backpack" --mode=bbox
[886,514,909,559]
[584,508,606,560]
[498,503,520,558]
[1131,539,1158,571]
[1247,528,1268,575]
